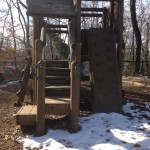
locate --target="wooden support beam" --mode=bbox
[110,2,115,28]
[70,61,80,132]
[102,7,107,28]
[47,24,68,28]
[81,13,103,17]
[32,16,43,104]
[81,8,104,12]
[47,30,68,34]
[36,60,45,135]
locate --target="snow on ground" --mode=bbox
[18,101,150,150]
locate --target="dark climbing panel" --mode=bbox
[89,28,122,112]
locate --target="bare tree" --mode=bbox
[5,0,17,66]
[130,0,142,74]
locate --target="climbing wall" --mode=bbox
[89,28,122,112]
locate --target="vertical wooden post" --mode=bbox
[69,0,81,132]
[75,0,81,43]
[102,7,107,28]
[117,0,124,100]
[36,60,45,135]
[70,61,80,132]
[32,16,43,104]
[68,20,76,64]
[110,2,114,28]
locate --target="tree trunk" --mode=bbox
[144,23,149,73]
[130,0,142,74]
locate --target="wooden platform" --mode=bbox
[16,97,70,125]
[16,105,37,125]
[27,0,76,18]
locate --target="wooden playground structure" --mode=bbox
[15,0,123,135]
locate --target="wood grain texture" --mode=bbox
[27,0,76,18]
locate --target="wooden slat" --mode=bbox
[45,97,70,103]
[45,60,69,68]
[27,0,76,18]
[46,75,70,79]
[81,8,104,12]
[45,85,70,96]
[47,30,68,34]
[46,67,70,76]
[45,85,70,89]
[47,24,68,28]
[81,13,103,17]
[46,67,70,71]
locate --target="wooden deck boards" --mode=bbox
[16,105,37,125]
[16,97,70,125]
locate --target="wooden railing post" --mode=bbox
[36,60,45,135]
[33,16,43,104]
[70,61,80,132]
[34,39,44,104]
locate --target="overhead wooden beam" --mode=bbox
[81,13,103,17]
[47,30,68,34]
[81,8,104,12]
[27,0,76,18]
[47,24,68,28]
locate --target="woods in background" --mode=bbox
[0,0,150,75]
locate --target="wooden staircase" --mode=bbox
[16,60,71,125]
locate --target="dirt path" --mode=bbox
[0,84,25,150]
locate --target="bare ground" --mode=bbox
[0,76,150,150]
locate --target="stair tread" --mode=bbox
[46,75,70,79]
[46,67,70,70]
[45,60,68,62]
[45,96,70,104]
[45,85,70,89]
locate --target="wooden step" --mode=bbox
[45,85,70,96]
[46,67,70,76]
[16,105,37,125]
[45,60,69,68]
[15,97,70,125]
[81,8,103,12]
[45,96,70,114]
[46,76,70,85]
